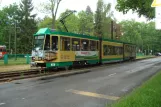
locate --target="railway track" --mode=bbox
[0,69,40,82]
[0,57,156,83]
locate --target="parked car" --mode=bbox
[155,52,161,56]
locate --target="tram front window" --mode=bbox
[44,35,50,50]
[34,35,45,50]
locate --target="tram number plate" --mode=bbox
[51,63,55,66]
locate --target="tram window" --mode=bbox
[52,36,58,51]
[125,45,128,53]
[81,39,89,51]
[97,41,99,50]
[90,41,97,51]
[72,38,80,51]
[44,35,50,50]
[61,37,70,51]
[107,45,116,55]
[115,47,119,55]
[108,46,113,55]
[103,45,108,56]
[114,47,123,55]
[119,47,123,55]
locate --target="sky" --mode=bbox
[0,0,147,22]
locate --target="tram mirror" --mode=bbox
[36,47,40,51]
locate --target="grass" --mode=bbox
[108,70,161,107]
[136,55,155,59]
[0,58,29,66]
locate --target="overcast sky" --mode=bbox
[0,0,147,22]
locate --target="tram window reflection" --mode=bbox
[61,37,70,51]
[52,36,58,51]
[72,38,80,51]
[90,40,97,51]
[81,39,89,51]
[44,35,50,50]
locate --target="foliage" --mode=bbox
[116,0,155,19]
[16,0,37,53]
[94,0,104,37]
[0,3,19,50]
[120,20,161,54]
[78,7,94,35]
[1,0,160,55]
[94,0,113,38]
[38,16,53,29]
[57,9,79,33]
[38,0,62,28]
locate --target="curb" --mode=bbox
[0,69,91,82]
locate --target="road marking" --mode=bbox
[0,103,6,105]
[126,64,154,73]
[108,73,116,77]
[89,73,117,82]
[66,89,119,100]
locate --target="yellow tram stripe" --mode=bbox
[66,89,120,100]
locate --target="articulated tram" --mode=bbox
[31,28,136,69]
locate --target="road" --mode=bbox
[0,57,161,107]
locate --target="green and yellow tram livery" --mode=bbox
[31,28,136,69]
[31,28,100,69]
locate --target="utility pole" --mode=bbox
[14,21,17,60]
[111,20,113,40]
[9,30,11,54]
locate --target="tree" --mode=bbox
[78,6,94,35]
[116,0,155,19]
[94,0,104,37]
[0,3,19,53]
[94,0,113,38]
[57,9,79,33]
[39,0,62,29]
[101,3,113,39]
[86,5,92,14]
[38,16,52,29]
[17,0,37,53]
[120,20,161,54]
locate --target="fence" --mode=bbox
[0,54,31,65]
[136,52,144,56]
[0,53,153,66]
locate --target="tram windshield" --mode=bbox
[34,35,45,50]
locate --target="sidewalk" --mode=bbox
[0,65,30,72]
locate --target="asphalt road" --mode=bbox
[0,57,161,107]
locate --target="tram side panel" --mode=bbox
[123,43,136,61]
[101,40,123,64]
[45,35,100,68]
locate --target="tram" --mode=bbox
[31,28,136,69]
[0,45,7,59]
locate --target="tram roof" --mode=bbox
[34,28,99,40]
[34,28,135,45]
